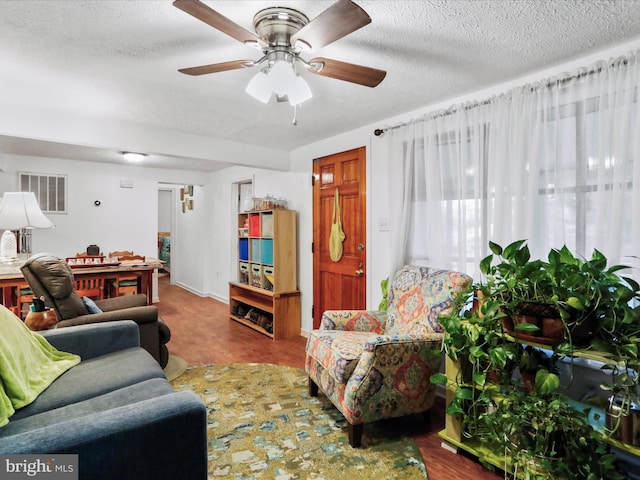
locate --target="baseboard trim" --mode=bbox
[174,282,208,298]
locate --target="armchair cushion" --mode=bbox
[0,306,80,427]
[306,330,372,384]
[95,293,148,311]
[320,310,387,333]
[386,267,468,336]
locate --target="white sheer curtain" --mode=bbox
[385,50,640,280]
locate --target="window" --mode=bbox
[19,172,67,214]
[388,52,640,279]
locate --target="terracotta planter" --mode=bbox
[504,302,594,345]
[541,317,564,338]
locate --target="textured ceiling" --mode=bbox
[1,0,640,170]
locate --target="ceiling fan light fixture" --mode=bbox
[176,0,386,111]
[245,71,272,103]
[288,75,312,105]
[269,60,296,96]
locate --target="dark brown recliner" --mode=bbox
[20,253,171,367]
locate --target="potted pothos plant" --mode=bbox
[432,239,640,476]
[478,369,623,480]
[479,240,640,348]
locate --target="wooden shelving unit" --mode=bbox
[441,337,640,476]
[230,209,300,340]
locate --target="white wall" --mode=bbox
[0,155,205,261]
[172,184,207,295]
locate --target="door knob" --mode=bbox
[355,268,364,277]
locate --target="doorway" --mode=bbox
[157,187,176,283]
[312,147,367,328]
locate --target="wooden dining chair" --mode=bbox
[108,253,144,297]
[75,275,105,300]
[13,282,35,320]
[108,250,134,259]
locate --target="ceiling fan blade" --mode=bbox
[291,0,371,50]
[178,60,252,76]
[308,57,386,87]
[173,0,263,46]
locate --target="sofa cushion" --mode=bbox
[305,330,372,384]
[0,378,173,437]
[0,306,80,427]
[11,347,165,421]
[82,296,103,314]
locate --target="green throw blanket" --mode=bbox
[0,306,80,427]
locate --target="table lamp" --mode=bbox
[0,192,54,262]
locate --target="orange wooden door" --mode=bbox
[313,147,367,329]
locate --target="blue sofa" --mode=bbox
[0,320,207,480]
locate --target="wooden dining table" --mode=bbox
[0,255,164,313]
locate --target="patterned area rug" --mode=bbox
[170,363,428,479]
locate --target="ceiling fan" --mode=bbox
[173,0,386,105]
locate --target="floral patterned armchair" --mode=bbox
[305,265,472,447]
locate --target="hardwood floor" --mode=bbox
[156,276,502,480]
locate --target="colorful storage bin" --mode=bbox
[261,239,274,265]
[263,266,274,291]
[238,262,249,284]
[261,213,274,237]
[239,239,249,261]
[249,214,261,237]
[251,239,261,263]
[251,264,262,288]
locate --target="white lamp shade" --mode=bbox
[269,60,296,96]
[245,71,272,103]
[0,192,54,229]
[288,75,313,105]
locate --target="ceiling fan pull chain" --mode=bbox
[292,104,298,126]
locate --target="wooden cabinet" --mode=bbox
[230,209,300,339]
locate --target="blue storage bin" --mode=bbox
[239,238,249,261]
[251,239,261,263]
[261,239,274,265]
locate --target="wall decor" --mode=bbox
[181,185,194,212]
